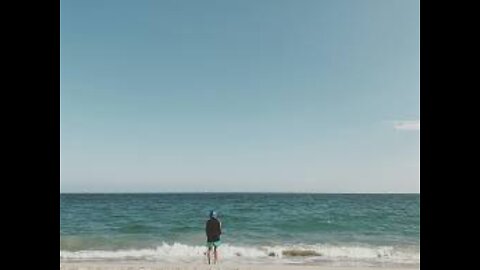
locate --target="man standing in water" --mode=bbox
[206,210,222,264]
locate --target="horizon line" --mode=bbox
[60,191,420,194]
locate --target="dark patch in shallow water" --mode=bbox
[282,250,321,257]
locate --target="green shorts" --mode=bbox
[206,240,221,248]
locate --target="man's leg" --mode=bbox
[207,246,212,264]
[213,246,218,264]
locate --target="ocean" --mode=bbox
[60,193,419,267]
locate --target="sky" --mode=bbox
[60,0,419,193]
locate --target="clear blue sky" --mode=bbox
[60,0,419,193]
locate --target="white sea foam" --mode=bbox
[60,243,419,265]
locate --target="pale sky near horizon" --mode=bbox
[60,0,419,193]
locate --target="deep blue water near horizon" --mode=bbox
[60,193,419,266]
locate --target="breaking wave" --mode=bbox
[60,242,419,266]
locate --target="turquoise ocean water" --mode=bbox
[60,193,419,267]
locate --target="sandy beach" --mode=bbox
[60,261,419,270]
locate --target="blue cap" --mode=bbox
[209,210,217,218]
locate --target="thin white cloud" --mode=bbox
[394,120,420,131]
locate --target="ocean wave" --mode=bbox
[60,242,419,265]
